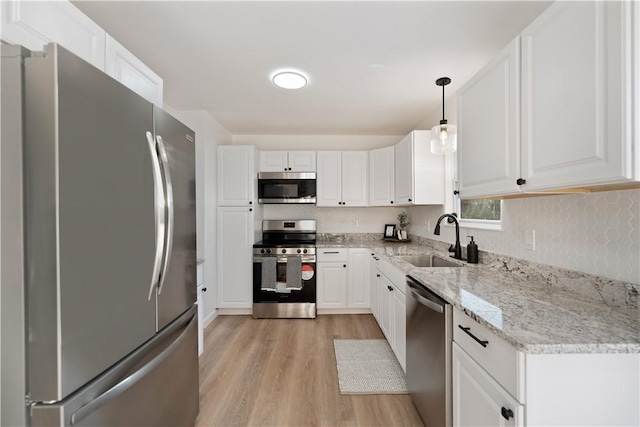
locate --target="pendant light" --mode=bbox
[430,77,457,154]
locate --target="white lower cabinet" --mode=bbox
[453,343,523,427]
[347,248,370,308]
[371,253,406,371]
[216,207,255,309]
[453,308,640,426]
[369,253,380,321]
[317,262,348,308]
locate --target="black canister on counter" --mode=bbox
[466,236,478,264]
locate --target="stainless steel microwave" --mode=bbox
[258,172,316,204]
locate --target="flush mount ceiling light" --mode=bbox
[431,77,457,155]
[272,71,308,89]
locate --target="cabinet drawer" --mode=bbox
[453,309,524,402]
[317,248,347,262]
[377,258,406,294]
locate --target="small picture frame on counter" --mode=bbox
[384,224,396,238]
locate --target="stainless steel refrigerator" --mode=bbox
[1,43,199,426]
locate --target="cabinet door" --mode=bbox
[217,146,255,206]
[347,249,370,308]
[317,262,348,308]
[394,134,413,205]
[0,0,106,70]
[521,1,637,190]
[105,35,163,107]
[288,151,317,172]
[316,151,342,206]
[453,343,523,427]
[259,151,288,172]
[392,288,406,371]
[341,151,368,207]
[457,38,520,198]
[216,207,254,308]
[369,146,395,206]
[378,273,393,341]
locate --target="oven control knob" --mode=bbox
[281,249,287,254]
[266,249,271,254]
[297,249,301,254]
[303,249,308,254]
[260,249,265,254]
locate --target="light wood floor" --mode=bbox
[195,314,424,427]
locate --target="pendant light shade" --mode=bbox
[431,77,457,154]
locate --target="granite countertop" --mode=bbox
[317,238,640,355]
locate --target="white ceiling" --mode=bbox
[73,1,551,136]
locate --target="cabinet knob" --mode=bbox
[202,287,207,292]
[390,201,394,204]
[288,167,292,171]
[377,274,381,277]
[453,190,459,195]
[249,208,252,212]
[249,201,253,205]
[343,264,346,268]
[516,178,526,186]
[408,198,412,202]
[387,285,393,291]
[501,407,514,420]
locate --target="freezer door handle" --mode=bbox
[155,135,174,295]
[69,313,197,425]
[146,131,166,301]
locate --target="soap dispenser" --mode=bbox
[466,236,478,264]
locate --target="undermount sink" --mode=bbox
[398,254,462,268]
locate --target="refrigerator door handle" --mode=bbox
[69,313,197,426]
[155,135,174,295]
[146,131,166,301]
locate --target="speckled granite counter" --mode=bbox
[317,237,640,355]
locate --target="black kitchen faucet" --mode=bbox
[434,213,462,260]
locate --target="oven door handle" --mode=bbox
[254,256,316,263]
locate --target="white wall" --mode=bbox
[164,106,233,323]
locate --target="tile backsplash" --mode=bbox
[408,189,640,285]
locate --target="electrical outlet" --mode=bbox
[524,229,535,251]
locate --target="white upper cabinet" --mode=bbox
[457,38,521,199]
[1,0,106,70]
[520,0,638,190]
[217,145,257,206]
[317,151,367,207]
[369,146,395,206]
[105,35,163,107]
[394,131,445,206]
[259,150,316,172]
[457,1,639,198]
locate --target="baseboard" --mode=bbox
[317,308,373,315]
[217,308,252,315]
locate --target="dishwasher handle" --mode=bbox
[406,275,446,314]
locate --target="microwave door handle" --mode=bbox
[145,132,165,301]
[155,135,174,295]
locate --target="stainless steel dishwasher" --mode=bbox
[406,275,452,427]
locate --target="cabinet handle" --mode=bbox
[501,407,514,420]
[377,274,381,277]
[458,325,488,347]
[387,285,393,291]
[323,251,339,254]
[516,178,526,186]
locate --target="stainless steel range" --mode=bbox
[252,220,317,319]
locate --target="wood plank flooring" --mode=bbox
[195,314,424,427]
